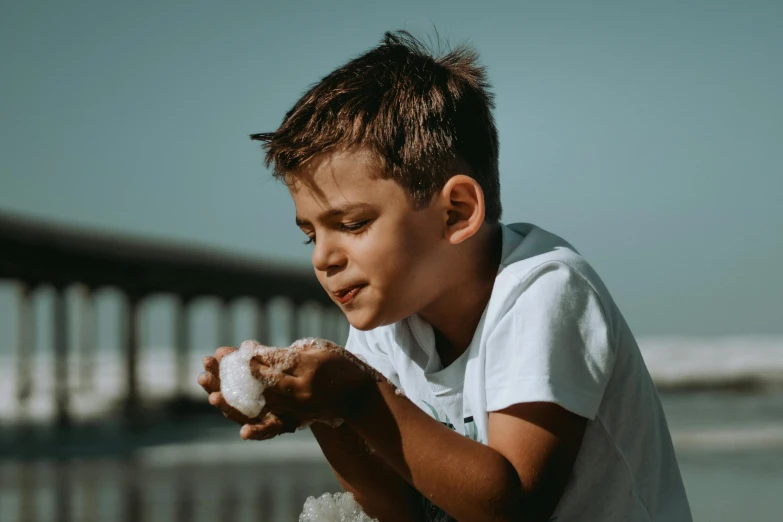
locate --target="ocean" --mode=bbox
[1,337,782,521]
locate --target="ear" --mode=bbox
[439,175,485,245]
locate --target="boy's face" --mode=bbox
[289,150,447,331]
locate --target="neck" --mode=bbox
[418,222,503,366]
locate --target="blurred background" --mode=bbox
[1,1,781,521]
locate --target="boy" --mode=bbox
[198,31,692,521]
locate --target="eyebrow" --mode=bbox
[295,203,373,227]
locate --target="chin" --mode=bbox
[344,307,392,332]
[345,311,379,331]
[344,303,412,332]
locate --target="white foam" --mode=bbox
[219,338,360,424]
[219,340,268,418]
[299,491,377,522]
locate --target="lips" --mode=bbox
[333,284,365,304]
[333,284,363,296]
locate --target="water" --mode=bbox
[4,335,783,423]
[2,336,782,520]
[0,427,342,522]
[661,391,783,522]
[299,492,376,522]
[2,390,782,521]
[680,449,783,522]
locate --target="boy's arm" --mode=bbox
[198,348,425,522]
[309,421,426,522]
[347,379,586,522]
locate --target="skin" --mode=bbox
[290,150,500,352]
[198,148,587,521]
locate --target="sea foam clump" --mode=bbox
[220,337,389,423]
[219,339,294,418]
[299,491,377,522]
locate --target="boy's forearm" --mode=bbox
[347,380,527,522]
[309,421,426,522]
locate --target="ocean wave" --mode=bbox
[638,335,783,391]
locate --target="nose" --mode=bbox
[311,234,346,274]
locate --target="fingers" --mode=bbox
[198,354,221,394]
[266,373,301,396]
[198,371,220,394]
[248,360,300,391]
[214,346,237,362]
[240,413,299,441]
[200,348,234,394]
[208,391,256,425]
[252,349,298,375]
[201,345,303,434]
[203,355,219,376]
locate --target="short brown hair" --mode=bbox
[251,30,502,223]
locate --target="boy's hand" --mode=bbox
[197,346,300,440]
[249,340,376,428]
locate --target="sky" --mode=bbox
[1,0,781,337]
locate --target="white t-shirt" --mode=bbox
[345,222,692,521]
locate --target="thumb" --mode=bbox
[240,413,299,441]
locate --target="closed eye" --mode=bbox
[302,220,371,246]
[342,220,370,232]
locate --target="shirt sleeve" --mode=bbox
[344,326,401,389]
[484,261,616,420]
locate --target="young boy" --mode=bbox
[198,31,692,521]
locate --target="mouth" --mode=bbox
[333,284,366,304]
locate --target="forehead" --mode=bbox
[288,150,407,219]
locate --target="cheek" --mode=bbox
[361,227,417,276]
[364,225,432,294]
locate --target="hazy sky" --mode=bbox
[1,1,781,337]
